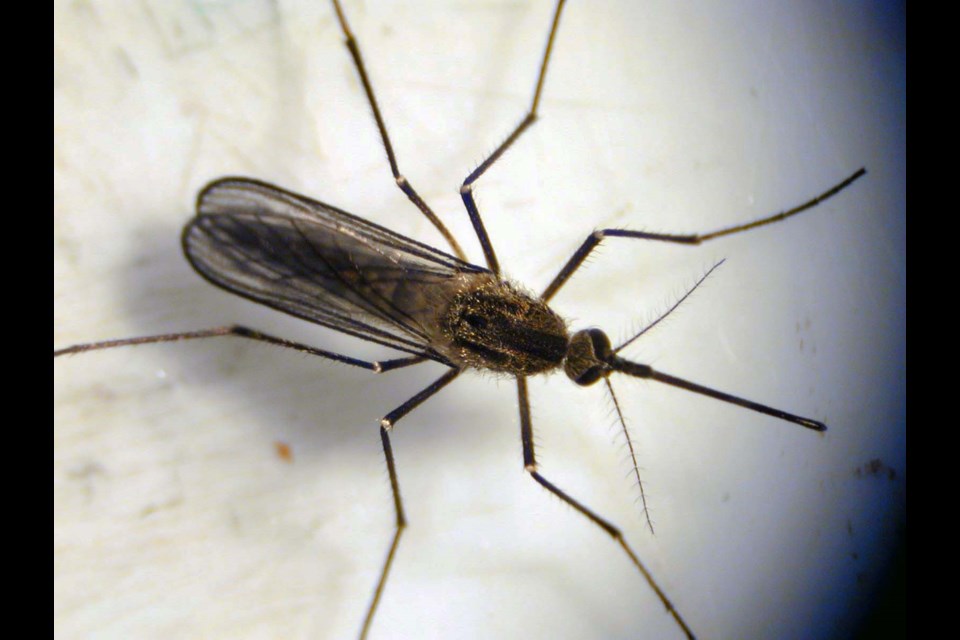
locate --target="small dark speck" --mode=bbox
[846,519,853,535]
[855,458,897,480]
[275,440,293,462]
[851,552,859,560]
[721,491,730,503]
[67,461,105,481]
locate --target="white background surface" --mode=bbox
[55,1,905,639]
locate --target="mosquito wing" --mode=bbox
[183,178,489,364]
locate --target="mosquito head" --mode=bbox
[563,328,616,386]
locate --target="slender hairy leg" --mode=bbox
[459,0,568,273]
[516,376,695,639]
[361,367,461,639]
[541,168,866,302]
[54,325,427,373]
[330,0,465,261]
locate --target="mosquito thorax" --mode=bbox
[563,328,614,386]
[436,274,569,376]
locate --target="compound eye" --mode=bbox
[585,328,612,360]
[564,328,613,386]
[573,364,606,387]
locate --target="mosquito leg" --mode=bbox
[459,0,568,274]
[541,168,866,302]
[54,325,426,373]
[329,0,466,261]
[361,367,461,639]
[516,376,695,639]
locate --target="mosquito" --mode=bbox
[54,1,865,638]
